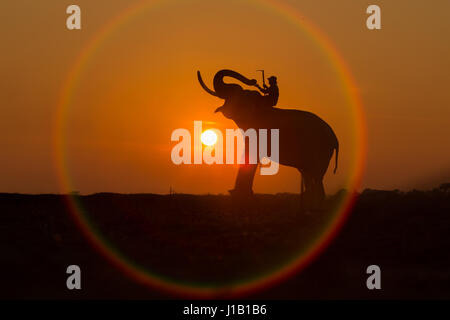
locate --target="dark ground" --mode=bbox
[0,186,449,299]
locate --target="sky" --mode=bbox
[1,0,449,194]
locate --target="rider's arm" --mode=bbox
[258,85,268,93]
[254,84,262,91]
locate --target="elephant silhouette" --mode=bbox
[197,69,339,209]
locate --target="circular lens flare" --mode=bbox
[54,0,367,298]
[201,130,218,146]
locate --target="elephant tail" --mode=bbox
[333,140,339,174]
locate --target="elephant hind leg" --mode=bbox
[315,176,326,207]
[301,172,315,211]
[312,148,333,204]
[301,171,325,211]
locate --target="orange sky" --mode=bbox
[1,0,449,194]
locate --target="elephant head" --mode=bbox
[197,69,259,122]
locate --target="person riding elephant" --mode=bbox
[254,75,279,108]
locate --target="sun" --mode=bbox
[201,130,217,146]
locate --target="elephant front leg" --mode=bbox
[229,164,258,197]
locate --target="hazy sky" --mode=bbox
[1,0,449,194]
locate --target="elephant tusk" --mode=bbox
[197,71,219,97]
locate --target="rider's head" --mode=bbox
[268,76,277,86]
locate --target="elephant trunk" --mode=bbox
[213,69,255,99]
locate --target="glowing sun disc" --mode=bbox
[201,130,217,146]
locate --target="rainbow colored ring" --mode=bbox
[53,0,367,297]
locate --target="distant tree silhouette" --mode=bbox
[440,183,450,192]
